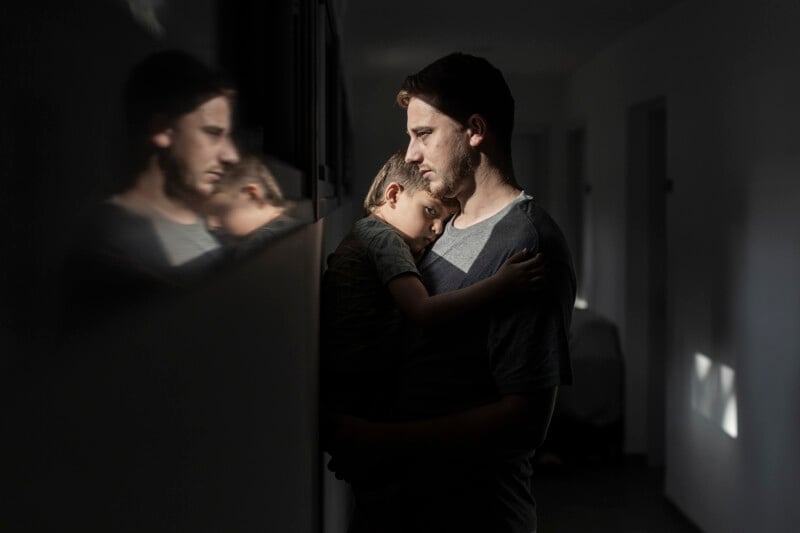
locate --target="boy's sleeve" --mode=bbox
[366,227,419,286]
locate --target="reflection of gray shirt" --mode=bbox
[106,197,221,270]
[320,216,418,418]
[149,215,220,267]
[63,201,225,331]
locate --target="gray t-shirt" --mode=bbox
[387,193,576,533]
[320,216,419,418]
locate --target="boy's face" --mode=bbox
[391,188,456,256]
[159,95,240,199]
[205,188,263,237]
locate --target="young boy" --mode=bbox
[205,154,301,255]
[320,150,544,421]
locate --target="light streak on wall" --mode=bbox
[691,352,738,439]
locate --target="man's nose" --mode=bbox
[432,219,443,235]
[221,137,240,165]
[405,139,422,164]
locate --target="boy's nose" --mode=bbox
[206,215,221,231]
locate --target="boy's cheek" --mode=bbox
[206,215,222,232]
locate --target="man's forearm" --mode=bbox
[339,387,558,458]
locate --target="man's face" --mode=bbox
[404,96,474,199]
[160,95,239,199]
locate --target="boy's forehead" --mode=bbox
[425,191,458,210]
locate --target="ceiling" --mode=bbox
[339,0,686,78]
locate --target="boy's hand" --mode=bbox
[494,250,547,292]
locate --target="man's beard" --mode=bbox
[438,140,476,198]
[159,150,205,205]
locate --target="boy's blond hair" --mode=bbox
[363,150,458,214]
[219,154,286,208]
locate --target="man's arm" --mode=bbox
[326,387,557,459]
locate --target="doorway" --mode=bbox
[625,98,668,466]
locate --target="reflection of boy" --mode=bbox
[320,150,543,421]
[205,154,301,256]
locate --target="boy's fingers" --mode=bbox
[507,249,529,263]
[519,253,544,266]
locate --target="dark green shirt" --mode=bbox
[320,216,418,418]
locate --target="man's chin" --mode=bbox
[184,177,217,198]
[165,181,214,206]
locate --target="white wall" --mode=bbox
[566,0,800,530]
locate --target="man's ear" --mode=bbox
[384,181,404,207]
[465,114,486,148]
[149,114,173,149]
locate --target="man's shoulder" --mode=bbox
[507,195,542,219]
[75,200,156,252]
[485,196,540,243]
[505,197,564,239]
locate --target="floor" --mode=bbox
[533,458,702,533]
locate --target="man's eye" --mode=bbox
[425,207,437,216]
[204,127,223,137]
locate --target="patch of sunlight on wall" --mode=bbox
[691,352,738,439]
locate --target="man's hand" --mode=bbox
[323,413,375,455]
[322,413,384,484]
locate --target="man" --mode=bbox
[327,53,575,533]
[65,50,240,326]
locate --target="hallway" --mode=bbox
[534,459,701,533]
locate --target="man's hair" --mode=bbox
[220,154,286,208]
[396,52,515,154]
[363,150,458,214]
[124,49,235,171]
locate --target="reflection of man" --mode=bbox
[328,53,576,533]
[66,50,239,321]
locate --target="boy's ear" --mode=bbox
[465,114,486,148]
[384,181,404,207]
[242,183,265,202]
[149,114,173,149]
